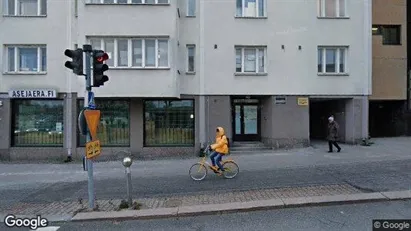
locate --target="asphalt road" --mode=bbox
[1,158,410,206]
[1,142,411,206]
[3,200,411,231]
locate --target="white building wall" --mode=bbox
[0,0,71,93]
[182,0,372,96]
[0,0,371,98]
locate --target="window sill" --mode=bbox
[3,15,47,18]
[317,73,349,76]
[382,43,402,46]
[234,72,268,76]
[317,16,350,19]
[186,71,196,75]
[85,3,170,6]
[143,144,195,147]
[235,16,267,19]
[109,67,170,70]
[3,72,47,75]
[186,15,196,18]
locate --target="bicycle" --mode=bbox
[189,145,239,181]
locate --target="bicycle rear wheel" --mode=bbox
[189,163,207,181]
[222,161,239,179]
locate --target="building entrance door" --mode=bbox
[232,98,261,142]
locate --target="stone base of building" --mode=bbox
[261,138,310,149]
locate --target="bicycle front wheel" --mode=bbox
[189,163,207,181]
[222,161,239,179]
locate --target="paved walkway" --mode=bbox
[0,183,363,222]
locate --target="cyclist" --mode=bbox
[209,126,229,174]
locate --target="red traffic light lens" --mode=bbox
[97,53,109,62]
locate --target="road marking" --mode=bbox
[33,226,60,231]
[365,153,389,158]
[0,169,120,176]
[324,154,341,159]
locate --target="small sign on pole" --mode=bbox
[88,91,96,109]
[86,140,101,159]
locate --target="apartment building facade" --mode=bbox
[369,0,408,137]
[0,0,372,160]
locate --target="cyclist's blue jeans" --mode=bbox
[210,151,224,170]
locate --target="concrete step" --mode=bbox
[230,146,271,151]
[229,149,274,154]
[231,142,266,148]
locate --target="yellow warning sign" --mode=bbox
[86,139,101,159]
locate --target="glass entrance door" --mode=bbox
[233,99,260,141]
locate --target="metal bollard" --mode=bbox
[122,157,133,207]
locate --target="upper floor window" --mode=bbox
[317,46,348,75]
[186,45,195,73]
[4,45,47,74]
[88,37,169,68]
[3,0,47,16]
[187,0,195,17]
[235,46,267,74]
[372,25,401,45]
[236,0,265,18]
[318,0,346,18]
[87,0,168,4]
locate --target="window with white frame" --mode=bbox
[235,46,266,74]
[187,0,195,16]
[3,0,47,16]
[5,45,47,73]
[318,0,346,18]
[88,37,169,68]
[236,0,265,17]
[317,46,348,74]
[186,45,195,72]
[87,0,168,4]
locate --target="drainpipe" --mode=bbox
[407,0,411,110]
[198,0,206,148]
[361,0,372,141]
[66,0,73,159]
[406,0,411,135]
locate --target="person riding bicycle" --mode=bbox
[209,126,229,174]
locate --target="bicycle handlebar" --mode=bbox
[203,145,212,155]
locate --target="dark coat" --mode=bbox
[327,121,339,141]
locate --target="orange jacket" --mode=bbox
[210,126,229,154]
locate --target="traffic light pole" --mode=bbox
[83,44,95,210]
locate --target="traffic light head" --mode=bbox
[92,50,109,87]
[64,48,84,75]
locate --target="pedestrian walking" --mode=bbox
[327,115,341,153]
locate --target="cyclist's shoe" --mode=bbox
[209,165,219,173]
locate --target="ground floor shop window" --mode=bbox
[78,99,130,146]
[12,99,64,146]
[144,99,194,146]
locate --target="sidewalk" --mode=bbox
[1,183,411,223]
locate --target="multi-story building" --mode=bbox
[369,0,408,137]
[0,0,372,160]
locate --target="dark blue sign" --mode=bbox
[88,91,96,109]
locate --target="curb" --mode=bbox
[70,190,411,222]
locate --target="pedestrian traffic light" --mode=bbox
[64,48,84,75]
[92,50,109,87]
